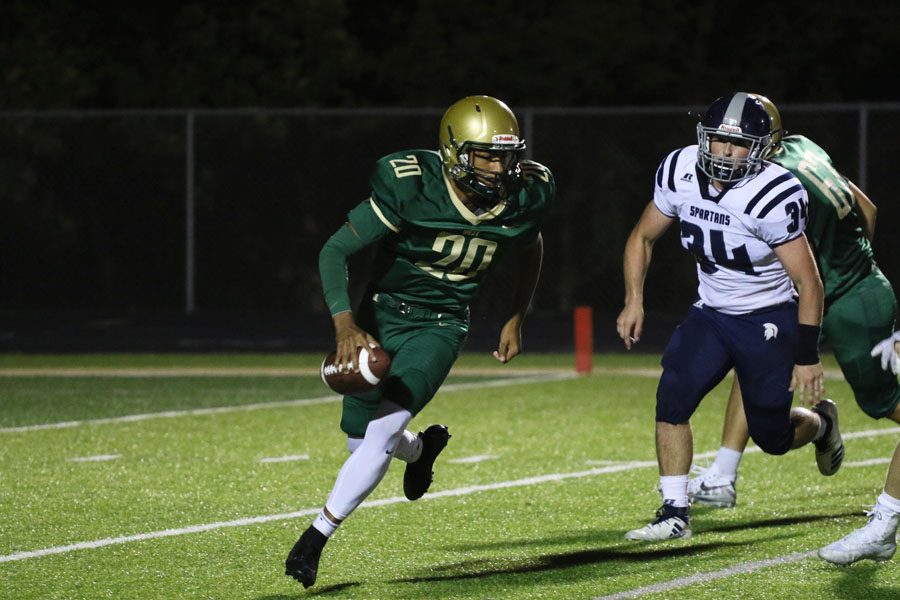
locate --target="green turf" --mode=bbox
[0,353,897,599]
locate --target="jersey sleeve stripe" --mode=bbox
[743,172,795,215]
[756,184,805,218]
[655,161,664,188]
[368,197,400,233]
[666,148,683,192]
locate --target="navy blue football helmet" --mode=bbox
[696,93,773,183]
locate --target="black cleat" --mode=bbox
[403,424,451,501]
[285,526,327,588]
[813,399,844,476]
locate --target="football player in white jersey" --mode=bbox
[616,92,845,542]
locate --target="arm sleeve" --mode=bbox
[318,199,395,316]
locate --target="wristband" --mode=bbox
[795,324,821,365]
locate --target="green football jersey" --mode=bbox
[346,149,554,315]
[769,135,875,303]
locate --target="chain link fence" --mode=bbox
[2,105,898,351]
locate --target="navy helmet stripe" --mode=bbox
[743,172,795,214]
[666,148,684,192]
[756,184,805,219]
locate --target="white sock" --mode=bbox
[711,447,742,479]
[392,430,423,463]
[323,402,412,522]
[660,475,690,508]
[877,491,900,515]
[868,492,900,536]
[312,510,342,538]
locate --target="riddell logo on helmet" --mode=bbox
[718,124,742,134]
[492,134,519,144]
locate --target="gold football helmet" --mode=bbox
[439,95,526,200]
[748,93,784,157]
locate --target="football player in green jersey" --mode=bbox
[688,94,900,511]
[820,330,900,565]
[285,95,555,588]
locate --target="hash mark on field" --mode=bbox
[0,373,576,434]
[448,455,499,464]
[257,455,310,463]
[845,457,892,468]
[67,454,121,462]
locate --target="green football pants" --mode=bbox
[823,267,900,419]
[339,295,469,437]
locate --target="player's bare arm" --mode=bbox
[773,234,825,405]
[494,233,544,363]
[617,202,674,350]
[848,180,877,242]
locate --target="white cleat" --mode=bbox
[687,465,737,508]
[819,508,898,566]
[626,503,692,541]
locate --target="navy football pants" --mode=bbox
[656,302,798,455]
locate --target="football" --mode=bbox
[320,345,391,395]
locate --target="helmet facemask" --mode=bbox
[449,139,525,202]
[696,124,772,183]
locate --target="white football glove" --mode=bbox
[870,330,900,376]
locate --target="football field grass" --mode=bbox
[1,352,899,599]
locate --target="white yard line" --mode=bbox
[845,457,892,468]
[66,454,121,463]
[593,551,817,600]
[4,425,898,565]
[0,460,655,564]
[257,455,309,464]
[0,372,576,434]
[447,454,499,464]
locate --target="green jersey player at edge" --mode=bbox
[284,95,555,588]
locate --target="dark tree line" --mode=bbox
[2,0,899,110]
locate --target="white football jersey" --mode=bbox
[653,145,809,315]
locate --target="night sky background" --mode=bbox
[3,1,899,109]
[2,1,899,351]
